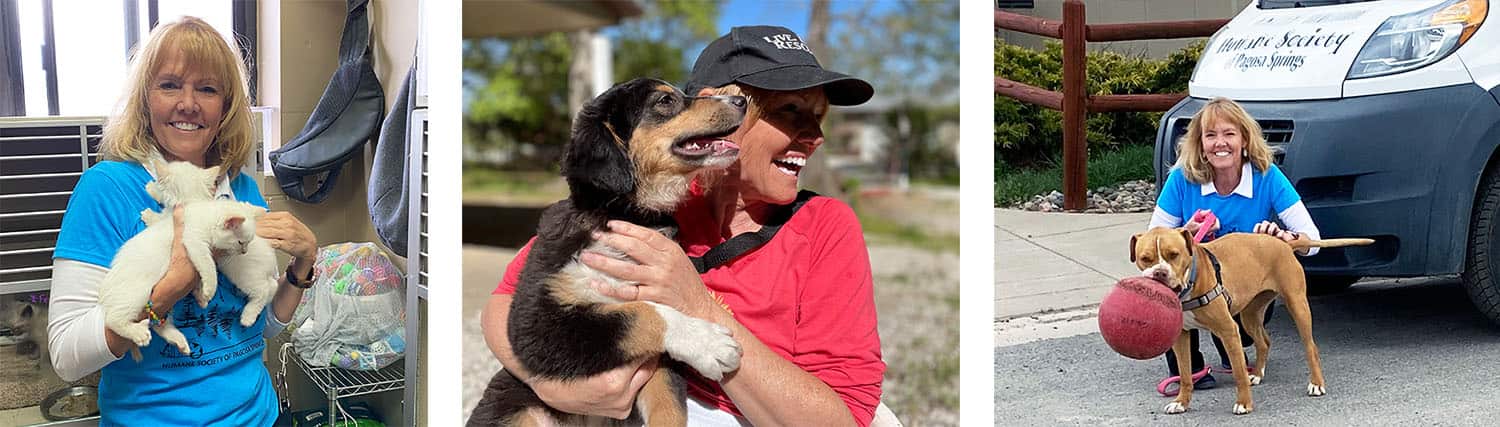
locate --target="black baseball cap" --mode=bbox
[686,25,873,106]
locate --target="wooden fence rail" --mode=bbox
[995,0,1228,210]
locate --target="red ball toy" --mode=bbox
[1098,276,1183,360]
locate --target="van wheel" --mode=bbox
[1463,169,1500,325]
[1305,274,1359,296]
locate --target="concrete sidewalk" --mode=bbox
[995,209,1151,320]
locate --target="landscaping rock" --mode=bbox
[1011,180,1156,213]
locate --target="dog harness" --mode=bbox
[1180,248,1232,311]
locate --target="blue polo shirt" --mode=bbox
[53,161,277,427]
[1157,163,1302,235]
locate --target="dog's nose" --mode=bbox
[1150,269,1169,283]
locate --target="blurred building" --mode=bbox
[826,89,960,188]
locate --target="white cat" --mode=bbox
[139,160,281,328]
[214,232,280,328]
[100,199,265,360]
[140,159,223,307]
[142,158,220,220]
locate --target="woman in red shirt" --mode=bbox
[482,26,885,426]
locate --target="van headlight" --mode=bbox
[1347,0,1487,79]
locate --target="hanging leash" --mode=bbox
[276,343,294,414]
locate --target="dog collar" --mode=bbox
[1181,248,1231,311]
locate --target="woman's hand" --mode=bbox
[483,294,657,419]
[257,211,317,260]
[1254,220,1308,255]
[531,358,658,419]
[157,205,199,305]
[1253,220,1298,241]
[1184,210,1220,237]
[580,220,723,320]
[263,211,318,324]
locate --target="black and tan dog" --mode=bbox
[1129,228,1373,415]
[467,78,747,426]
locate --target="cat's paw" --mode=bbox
[116,319,152,347]
[164,336,191,355]
[194,289,212,308]
[239,305,265,327]
[240,299,270,325]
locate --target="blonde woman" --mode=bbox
[1147,97,1319,395]
[49,17,317,425]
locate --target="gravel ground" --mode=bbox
[461,241,959,426]
[1010,180,1157,213]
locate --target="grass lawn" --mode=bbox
[462,166,569,205]
[995,144,1155,206]
[858,213,960,253]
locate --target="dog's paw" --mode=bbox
[1163,401,1188,414]
[1233,403,1253,415]
[195,290,212,308]
[676,322,741,381]
[1249,374,1262,386]
[1308,383,1326,396]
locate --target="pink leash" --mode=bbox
[1157,366,1210,397]
[1191,210,1218,243]
[1155,210,1220,397]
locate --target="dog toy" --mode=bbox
[1098,276,1183,360]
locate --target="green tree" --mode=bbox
[829,0,960,100]
[463,34,573,168]
[462,0,721,170]
[611,0,721,85]
[826,0,961,184]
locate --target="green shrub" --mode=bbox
[995,41,1203,170]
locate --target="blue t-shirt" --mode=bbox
[53,161,278,427]
[1157,163,1302,235]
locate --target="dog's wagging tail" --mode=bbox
[468,78,746,427]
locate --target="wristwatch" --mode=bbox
[286,262,316,289]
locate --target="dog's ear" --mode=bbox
[1129,233,1140,263]
[1179,228,1195,251]
[562,79,654,202]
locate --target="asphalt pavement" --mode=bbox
[996,276,1500,425]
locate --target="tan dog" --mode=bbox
[1129,227,1373,415]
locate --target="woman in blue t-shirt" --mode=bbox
[1149,97,1322,396]
[48,17,318,426]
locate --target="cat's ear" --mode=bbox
[243,204,268,219]
[224,216,246,230]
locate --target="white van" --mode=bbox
[1153,1,1500,319]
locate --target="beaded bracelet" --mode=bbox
[144,301,163,327]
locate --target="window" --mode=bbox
[2,0,253,117]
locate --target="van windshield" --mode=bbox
[1259,0,1378,9]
